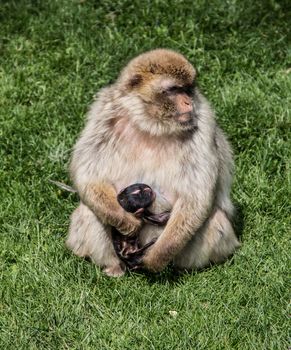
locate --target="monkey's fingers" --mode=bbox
[133,208,145,218]
[111,228,138,261]
[143,211,171,226]
[126,239,157,269]
[124,248,145,269]
[116,213,142,236]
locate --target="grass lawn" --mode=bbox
[0,0,290,349]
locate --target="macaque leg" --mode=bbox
[173,209,240,270]
[66,203,126,277]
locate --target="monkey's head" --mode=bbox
[118,49,197,136]
[117,184,155,215]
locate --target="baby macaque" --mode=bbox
[50,180,170,270]
[112,183,171,269]
[117,183,171,225]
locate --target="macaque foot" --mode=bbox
[125,239,158,270]
[112,226,157,270]
[103,263,126,277]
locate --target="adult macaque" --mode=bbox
[67,49,240,277]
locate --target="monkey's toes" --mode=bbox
[103,263,126,277]
[125,239,157,270]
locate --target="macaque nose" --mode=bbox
[177,93,193,115]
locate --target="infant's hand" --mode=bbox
[126,239,157,270]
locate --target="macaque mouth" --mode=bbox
[175,112,192,122]
[175,111,197,128]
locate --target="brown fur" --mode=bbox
[120,49,196,89]
[67,49,240,276]
[82,182,141,235]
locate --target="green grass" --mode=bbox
[0,0,290,349]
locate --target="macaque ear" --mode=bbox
[128,74,143,89]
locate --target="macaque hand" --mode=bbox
[115,212,142,236]
[141,246,168,272]
[125,239,157,270]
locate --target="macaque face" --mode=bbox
[119,49,198,135]
[159,79,195,120]
[143,77,197,132]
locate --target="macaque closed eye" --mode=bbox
[165,86,180,93]
[184,83,196,96]
[164,84,195,96]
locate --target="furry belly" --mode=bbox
[138,224,163,246]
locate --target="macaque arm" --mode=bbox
[142,194,213,271]
[80,181,141,235]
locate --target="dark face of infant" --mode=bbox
[117,183,155,215]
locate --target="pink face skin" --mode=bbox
[171,92,194,123]
[148,77,196,126]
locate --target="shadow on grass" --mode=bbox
[128,266,184,285]
[129,259,238,285]
[233,202,245,241]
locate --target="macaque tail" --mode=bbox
[49,179,77,193]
